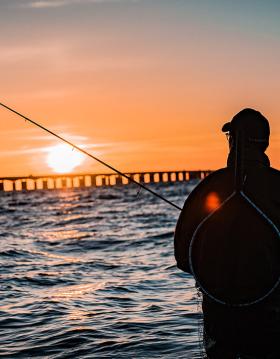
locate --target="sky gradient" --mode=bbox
[0,0,279,176]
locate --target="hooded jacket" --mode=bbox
[174,147,280,356]
[174,148,280,274]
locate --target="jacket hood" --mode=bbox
[227,147,270,168]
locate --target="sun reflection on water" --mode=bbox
[47,282,106,300]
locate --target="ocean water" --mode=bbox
[0,182,204,359]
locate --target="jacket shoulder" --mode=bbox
[186,167,231,202]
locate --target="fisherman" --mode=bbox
[174,108,280,358]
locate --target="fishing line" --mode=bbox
[0,102,182,211]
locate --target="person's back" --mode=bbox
[174,109,280,358]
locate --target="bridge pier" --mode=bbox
[61,178,67,188]
[79,177,85,188]
[115,176,123,186]
[41,180,49,189]
[167,173,172,182]
[158,173,163,182]
[139,174,145,183]
[90,175,96,186]
[98,176,106,186]
[21,181,27,191]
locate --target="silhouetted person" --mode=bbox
[174,109,280,358]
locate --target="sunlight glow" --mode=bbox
[205,192,221,212]
[46,144,84,173]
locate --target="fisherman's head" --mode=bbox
[222,108,270,152]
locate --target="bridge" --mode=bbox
[0,170,212,191]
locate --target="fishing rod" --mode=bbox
[0,102,182,211]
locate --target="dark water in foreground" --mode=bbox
[0,182,204,358]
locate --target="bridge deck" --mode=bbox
[0,170,211,191]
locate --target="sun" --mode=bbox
[46,144,85,173]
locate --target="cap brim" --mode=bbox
[222,122,231,132]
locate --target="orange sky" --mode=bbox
[0,0,279,176]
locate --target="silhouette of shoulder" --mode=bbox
[183,167,234,209]
[175,165,279,273]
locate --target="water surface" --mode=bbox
[0,182,204,358]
